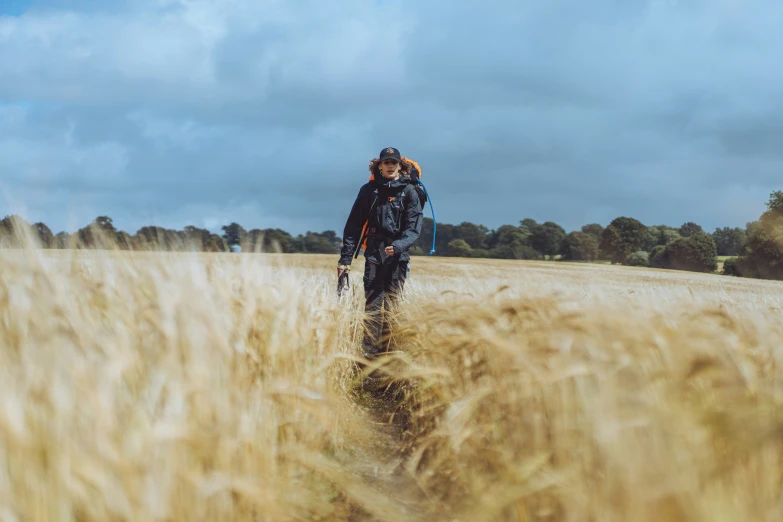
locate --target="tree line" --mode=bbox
[0,217,344,254]
[1,189,782,280]
[412,216,743,262]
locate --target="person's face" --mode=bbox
[380,159,401,179]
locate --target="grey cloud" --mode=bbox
[1,0,783,237]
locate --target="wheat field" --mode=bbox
[1,248,783,521]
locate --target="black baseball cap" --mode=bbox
[379,147,401,163]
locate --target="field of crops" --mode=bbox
[2,249,783,521]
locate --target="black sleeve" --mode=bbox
[391,185,423,254]
[338,185,370,265]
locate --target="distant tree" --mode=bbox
[446,239,472,257]
[643,226,661,251]
[75,225,95,248]
[767,190,783,213]
[642,225,681,250]
[415,218,463,254]
[492,243,540,260]
[298,231,340,254]
[455,222,490,249]
[519,218,538,231]
[599,217,647,264]
[243,229,263,252]
[221,222,247,248]
[134,226,180,250]
[319,230,341,249]
[54,231,72,249]
[436,223,460,253]
[581,223,603,241]
[33,222,54,248]
[116,230,133,250]
[659,227,682,246]
[649,245,668,268]
[679,222,704,238]
[77,216,120,249]
[559,231,599,261]
[489,225,529,249]
[95,216,116,232]
[746,220,763,236]
[261,228,295,253]
[529,221,566,257]
[0,214,34,247]
[625,251,650,267]
[730,191,783,279]
[414,217,435,253]
[722,257,741,276]
[487,225,538,259]
[181,226,212,251]
[469,248,491,258]
[712,227,746,256]
[599,225,621,262]
[204,234,227,252]
[659,233,718,273]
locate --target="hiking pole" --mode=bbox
[337,270,350,301]
[416,179,437,255]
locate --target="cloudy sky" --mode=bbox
[1,0,782,236]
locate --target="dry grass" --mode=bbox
[2,249,783,521]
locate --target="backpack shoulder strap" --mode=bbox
[401,182,426,208]
[408,181,427,206]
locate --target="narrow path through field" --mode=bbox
[339,371,446,522]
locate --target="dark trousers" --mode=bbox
[362,258,409,359]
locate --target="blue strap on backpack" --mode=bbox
[415,179,436,255]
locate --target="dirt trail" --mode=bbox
[339,374,447,522]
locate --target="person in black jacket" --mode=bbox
[338,147,424,360]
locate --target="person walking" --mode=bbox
[337,147,424,360]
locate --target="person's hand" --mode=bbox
[384,245,396,256]
[337,264,350,278]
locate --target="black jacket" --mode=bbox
[339,176,424,265]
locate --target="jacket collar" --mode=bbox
[371,176,410,189]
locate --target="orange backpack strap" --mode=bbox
[360,221,369,250]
